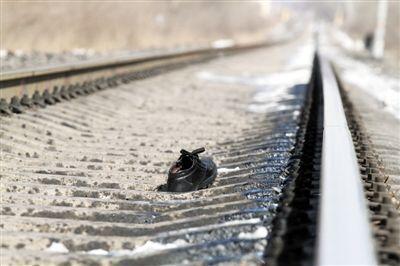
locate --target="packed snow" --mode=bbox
[45,242,69,253]
[84,239,188,258]
[218,167,240,173]
[328,48,400,120]
[238,226,268,240]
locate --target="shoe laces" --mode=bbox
[180,147,205,157]
[177,147,205,169]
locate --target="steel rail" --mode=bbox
[1,46,210,82]
[317,53,377,265]
[0,42,267,87]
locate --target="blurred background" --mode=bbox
[1,1,399,67]
[2,1,278,51]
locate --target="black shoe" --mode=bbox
[167,147,217,192]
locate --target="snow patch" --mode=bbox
[197,43,313,116]
[332,28,364,52]
[238,226,268,240]
[212,39,235,49]
[221,218,261,227]
[328,49,400,120]
[87,249,109,256]
[248,102,299,114]
[197,69,310,88]
[0,49,8,59]
[46,242,69,253]
[218,167,240,173]
[71,48,95,57]
[131,239,187,255]
[85,239,187,258]
[272,187,282,193]
[14,49,24,57]
[286,43,315,70]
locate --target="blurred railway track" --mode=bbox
[0,42,273,108]
[1,42,399,265]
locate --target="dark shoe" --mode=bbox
[167,147,217,192]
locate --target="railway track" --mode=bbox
[1,41,399,265]
[0,42,271,106]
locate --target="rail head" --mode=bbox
[317,53,377,265]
